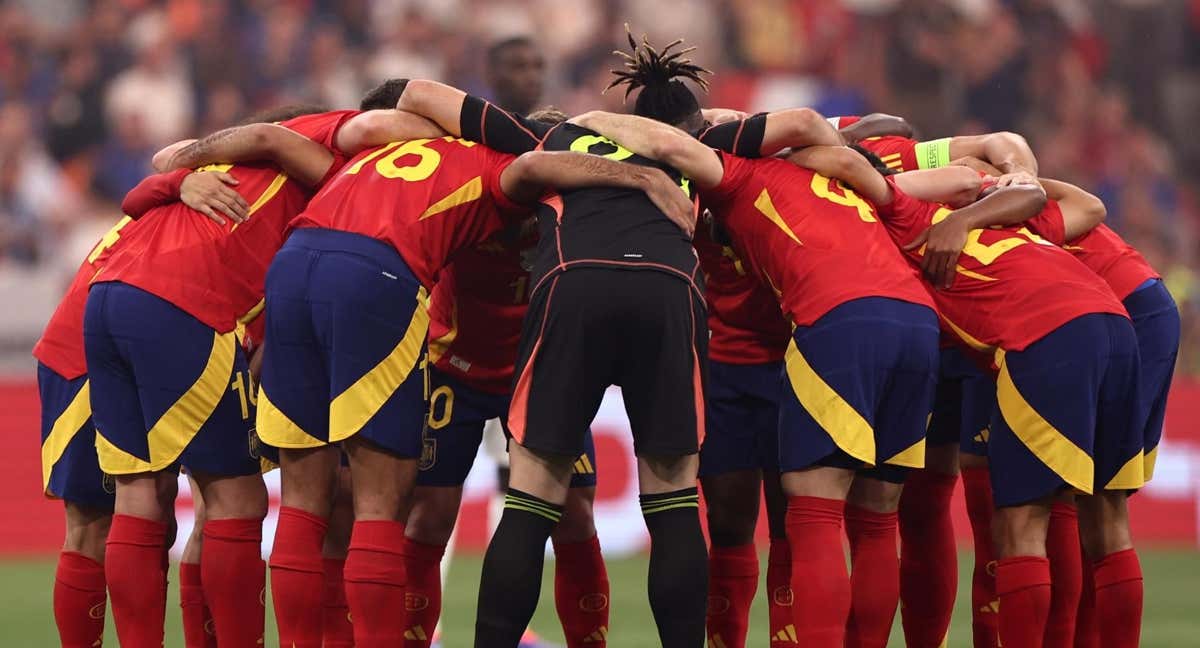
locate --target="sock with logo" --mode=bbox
[704,543,758,648]
[997,556,1052,648]
[1074,557,1099,648]
[321,558,354,647]
[106,514,167,648]
[475,489,562,647]
[553,534,611,647]
[786,495,850,646]
[1044,503,1082,648]
[269,507,328,648]
[402,538,446,647]
[53,551,108,648]
[344,520,408,648]
[962,467,1000,648]
[202,518,266,647]
[766,537,795,644]
[898,470,958,648]
[180,562,216,647]
[1093,549,1142,648]
[845,504,900,648]
[641,488,707,648]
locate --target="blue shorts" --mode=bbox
[989,313,1144,507]
[256,229,428,458]
[417,368,598,487]
[38,364,114,510]
[1124,280,1179,479]
[84,282,260,477]
[779,297,940,474]
[698,359,783,477]
[927,347,996,456]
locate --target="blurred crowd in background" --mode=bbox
[2,0,1200,373]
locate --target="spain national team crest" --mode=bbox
[579,593,609,613]
[101,472,116,495]
[772,586,794,607]
[248,429,262,460]
[419,430,437,472]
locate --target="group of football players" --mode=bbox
[34,29,1176,648]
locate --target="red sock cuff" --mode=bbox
[278,506,328,532]
[709,543,760,577]
[551,534,600,564]
[348,520,406,553]
[767,537,791,566]
[844,504,898,534]
[787,495,845,522]
[403,537,448,564]
[270,509,327,573]
[997,556,1051,594]
[107,514,168,547]
[203,517,263,544]
[1093,549,1141,589]
[56,551,106,591]
[1049,502,1078,519]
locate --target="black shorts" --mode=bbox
[507,268,707,458]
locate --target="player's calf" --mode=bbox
[701,469,761,648]
[55,503,112,648]
[1077,491,1142,648]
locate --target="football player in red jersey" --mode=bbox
[33,169,250,648]
[793,145,1148,648]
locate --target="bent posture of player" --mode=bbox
[252,113,690,647]
[574,39,942,647]
[398,77,708,648]
[800,145,1147,648]
[34,168,249,648]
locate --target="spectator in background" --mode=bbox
[0,102,78,266]
[104,13,193,147]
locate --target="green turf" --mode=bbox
[1,550,1195,646]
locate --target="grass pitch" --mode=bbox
[0,550,1196,646]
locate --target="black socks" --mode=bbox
[641,487,708,648]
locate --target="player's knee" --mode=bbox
[924,443,960,476]
[848,476,903,513]
[994,498,1053,558]
[62,503,112,562]
[552,487,597,543]
[1077,491,1133,558]
[196,473,268,520]
[637,453,699,494]
[114,472,176,522]
[701,472,760,546]
[406,488,463,545]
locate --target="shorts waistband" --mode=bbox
[287,228,415,279]
[1122,278,1174,317]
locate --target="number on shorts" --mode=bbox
[230,370,256,420]
[428,385,455,430]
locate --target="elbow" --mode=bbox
[647,131,693,169]
[1021,183,1049,215]
[397,79,436,114]
[946,166,984,207]
[1083,193,1107,226]
[788,107,829,142]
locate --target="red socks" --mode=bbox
[269,507,329,648]
[844,504,900,648]
[898,470,958,648]
[323,558,355,647]
[1045,503,1083,648]
[1093,549,1143,648]
[106,514,168,648]
[962,467,1000,648]
[402,538,447,648]
[997,556,1052,648]
[553,535,611,648]
[53,551,107,648]
[202,517,266,648]
[180,562,217,647]
[785,496,849,646]
[704,543,758,648]
[766,537,794,644]
[343,520,408,647]
[1075,557,1099,648]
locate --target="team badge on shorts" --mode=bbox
[418,429,437,472]
[248,429,263,460]
[102,473,116,495]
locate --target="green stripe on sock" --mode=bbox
[639,494,699,509]
[504,502,562,522]
[642,501,700,516]
[505,494,560,517]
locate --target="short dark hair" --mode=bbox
[486,36,535,67]
[360,78,410,110]
[607,26,711,132]
[239,104,328,125]
[849,144,899,176]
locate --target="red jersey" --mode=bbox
[702,152,935,328]
[33,214,148,379]
[427,223,535,394]
[94,111,350,333]
[693,215,790,364]
[878,179,1127,363]
[1025,206,1159,300]
[291,137,521,289]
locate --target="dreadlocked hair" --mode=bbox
[606,25,712,132]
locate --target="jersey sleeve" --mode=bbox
[707,151,755,201]
[481,148,525,214]
[1024,200,1067,246]
[121,168,190,218]
[699,113,767,157]
[460,95,547,155]
[281,110,361,154]
[829,115,861,128]
[876,176,936,245]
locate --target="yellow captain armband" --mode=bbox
[914,138,951,169]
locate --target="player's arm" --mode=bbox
[398,80,545,154]
[904,182,1048,289]
[892,167,983,208]
[121,168,250,224]
[333,110,446,156]
[946,131,1037,175]
[164,123,335,188]
[396,79,469,137]
[569,111,725,189]
[499,151,696,236]
[1041,178,1106,240]
[785,145,894,206]
[839,113,914,143]
[151,139,197,172]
